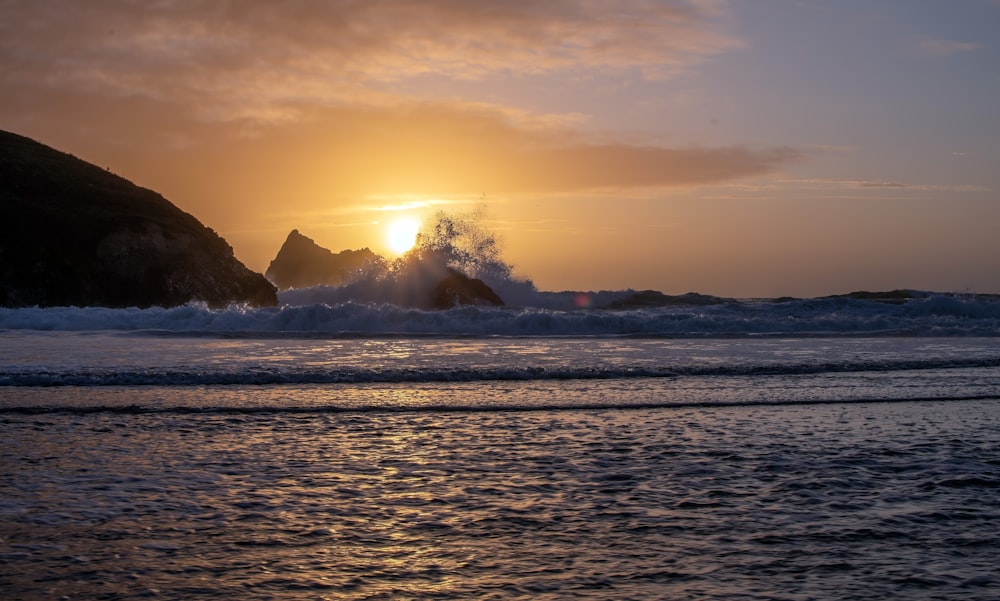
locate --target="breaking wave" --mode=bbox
[1,291,999,337]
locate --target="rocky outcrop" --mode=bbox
[604,290,728,309]
[265,229,380,289]
[265,232,505,309]
[0,129,277,308]
[432,268,505,309]
[828,290,919,304]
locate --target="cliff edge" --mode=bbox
[0,130,277,308]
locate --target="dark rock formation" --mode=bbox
[432,268,505,310]
[265,229,380,289]
[604,290,729,309]
[266,232,504,309]
[0,129,277,308]
[828,290,920,304]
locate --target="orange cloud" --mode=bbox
[0,0,798,270]
[1,1,777,194]
[138,102,801,200]
[1,1,740,121]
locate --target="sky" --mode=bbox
[1,0,998,297]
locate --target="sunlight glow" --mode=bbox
[385,218,420,254]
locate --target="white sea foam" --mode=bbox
[1,291,998,337]
[1,330,999,391]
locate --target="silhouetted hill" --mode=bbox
[265,230,380,289]
[0,130,277,308]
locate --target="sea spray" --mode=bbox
[2,293,999,336]
[273,208,534,308]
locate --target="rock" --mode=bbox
[431,268,505,309]
[604,290,728,309]
[375,249,505,309]
[829,290,919,304]
[265,229,380,289]
[267,234,505,309]
[0,129,277,308]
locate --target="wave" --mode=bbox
[4,395,999,415]
[2,291,999,337]
[3,355,998,387]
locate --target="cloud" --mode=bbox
[510,144,802,192]
[704,177,990,201]
[0,0,741,124]
[0,0,794,208]
[363,198,466,212]
[810,178,989,193]
[914,38,982,58]
[261,102,803,195]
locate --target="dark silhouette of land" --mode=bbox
[266,229,380,289]
[0,130,276,308]
[604,290,728,309]
[266,229,505,309]
[431,267,504,309]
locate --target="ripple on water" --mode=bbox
[1,399,999,599]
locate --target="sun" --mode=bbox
[385,217,420,255]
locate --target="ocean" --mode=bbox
[2,292,999,599]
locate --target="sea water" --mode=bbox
[2,294,1000,599]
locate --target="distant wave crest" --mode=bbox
[3,355,998,387]
[1,291,999,337]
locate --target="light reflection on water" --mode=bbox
[5,333,998,375]
[2,334,999,598]
[3,365,999,411]
[2,399,999,599]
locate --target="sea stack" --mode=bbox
[265,230,505,309]
[265,229,380,289]
[0,129,277,308]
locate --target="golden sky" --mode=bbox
[2,1,998,296]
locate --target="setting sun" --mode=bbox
[385,218,420,255]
